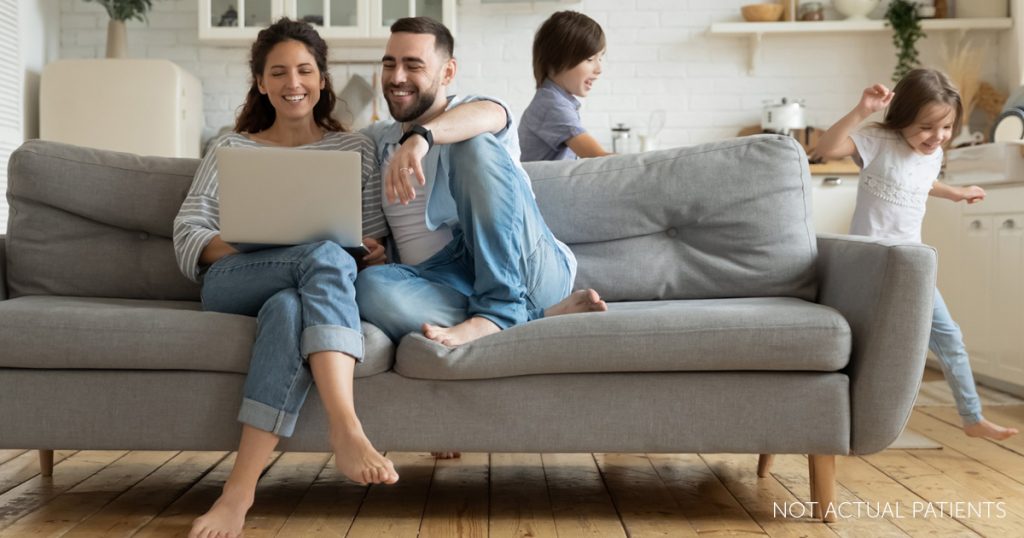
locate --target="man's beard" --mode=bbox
[386,82,439,123]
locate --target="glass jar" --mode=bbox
[798,2,824,21]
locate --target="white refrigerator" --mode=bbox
[40,59,204,158]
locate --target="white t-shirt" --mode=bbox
[849,126,942,243]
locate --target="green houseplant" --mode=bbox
[83,0,155,58]
[885,0,926,83]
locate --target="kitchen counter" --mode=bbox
[809,158,859,175]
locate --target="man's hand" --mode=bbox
[960,185,986,204]
[362,237,387,267]
[386,135,429,205]
[856,84,894,116]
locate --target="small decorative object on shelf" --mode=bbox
[741,3,785,22]
[217,5,237,27]
[833,0,881,21]
[885,0,924,83]
[799,2,825,21]
[83,0,155,58]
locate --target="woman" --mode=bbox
[172,18,397,538]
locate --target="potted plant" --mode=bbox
[83,0,154,58]
[885,0,925,83]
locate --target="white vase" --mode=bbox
[833,0,881,20]
[106,19,127,58]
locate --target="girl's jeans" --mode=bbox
[355,134,573,341]
[930,288,984,425]
[201,241,363,437]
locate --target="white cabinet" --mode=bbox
[199,0,456,47]
[922,186,1024,395]
[811,175,858,235]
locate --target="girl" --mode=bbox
[519,10,611,162]
[814,68,1018,441]
[173,18,398,538]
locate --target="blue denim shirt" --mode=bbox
[360,94,529,231]
[518,79,584,162]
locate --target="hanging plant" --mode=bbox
[886,0,926,83]
[83,0,154,23]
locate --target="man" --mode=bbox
[356,17,605,348]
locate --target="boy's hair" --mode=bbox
[390,17,454,59]
[236,18,342,134]
[880,68,963,137]
[532,11,606,88]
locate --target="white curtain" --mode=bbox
[0,0,21,233]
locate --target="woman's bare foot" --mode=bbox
[544,289,608,317]
[423,316,500,347]
[964,419,1019,441]
[431,452,462,459]
[331,427,399,485]
[188,486,253,538]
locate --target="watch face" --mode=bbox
[992,108,1024,143]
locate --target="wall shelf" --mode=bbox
[709,17,1014,73]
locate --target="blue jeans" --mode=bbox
[930,288,983,425]
[201,241,363,437]
[356,134,573,341]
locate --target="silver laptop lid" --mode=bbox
[217,146,362,247]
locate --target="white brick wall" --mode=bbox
[59,0,1008,149]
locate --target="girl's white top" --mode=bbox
[849,126,943,243]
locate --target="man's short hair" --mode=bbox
[532,11,605,88]
[390,17,454,59]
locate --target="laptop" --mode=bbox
[216,146,366,254]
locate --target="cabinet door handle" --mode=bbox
[970,220,983,230]
[1003,219,1017,229]
[822,177,842,186]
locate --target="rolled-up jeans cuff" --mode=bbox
[238,398,300,438]
[301,325,364,362]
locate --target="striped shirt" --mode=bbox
[173,131,388,282]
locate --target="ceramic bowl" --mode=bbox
[833,0,880,20]
[741,3,785,22]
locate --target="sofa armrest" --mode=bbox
[0,235,6,300]
[816,233,936,455]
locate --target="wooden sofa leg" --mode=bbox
[808,455,836,522]
[39,450,54,477]
[757,454,774,477]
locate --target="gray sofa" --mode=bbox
[0,136,936,521]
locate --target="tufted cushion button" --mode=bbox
[666,228,678,238]
[138,232,149,241]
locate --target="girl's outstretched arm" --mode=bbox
[930,182,986,204]
[813,84,894,161]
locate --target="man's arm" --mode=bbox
[386,100,509,205]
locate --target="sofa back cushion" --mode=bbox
[6,140,201,300]
[525,135,817,301]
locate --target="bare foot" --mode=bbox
[423,316,500,347]
[188,487,252,538]
[964,419,1019,441]
[431,452,462,459]
[331,427,399,485]
[544,289,608,317]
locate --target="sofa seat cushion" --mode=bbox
[394,297,850,380]
[0,296,393,378]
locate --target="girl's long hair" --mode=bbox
[235,18,343,134]
[879,68,963,138]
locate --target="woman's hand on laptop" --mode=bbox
[362,237,387,267]
[385,136,429,205]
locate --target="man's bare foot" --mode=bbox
[188,486,253,538]
[331,428,399,485]
[544,289,608,317]
[423,316,500,347]
[431,452,462,459]
[964,419,1019,441]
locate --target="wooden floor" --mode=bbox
[3,372,1024,537]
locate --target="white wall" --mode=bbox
[58,0,1009,149]
[23,0,61,139]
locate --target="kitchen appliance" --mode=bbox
[40,59,203,158]
[611,123,632,153]
[761,98,806,136]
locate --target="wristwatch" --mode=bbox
[399,124,434,149]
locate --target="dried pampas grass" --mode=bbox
[941,37,983,123]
